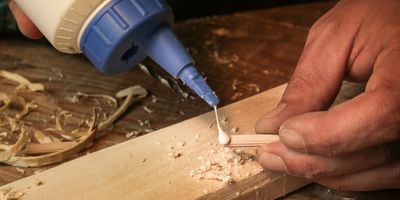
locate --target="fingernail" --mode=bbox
[258,152,287,172]
[280,129,307,152]
[263,103,287,119]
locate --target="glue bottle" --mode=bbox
[14,0,219,106]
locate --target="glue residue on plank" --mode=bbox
[213,106,231,145]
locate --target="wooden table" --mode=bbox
[0,1,399,199]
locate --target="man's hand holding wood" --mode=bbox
[256,0,400,191]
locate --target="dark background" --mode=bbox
[167,0,330,20]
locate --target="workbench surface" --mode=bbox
[0,1,399,199]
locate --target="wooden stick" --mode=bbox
[228,134,280,147]
[25,142,77,155]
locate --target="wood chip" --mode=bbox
[247,83,261,93]
[143,106,153,114]
[125,131,140,138]
[168,151,182,159]
[232,79,242,91]
[213,51,239,65]
[15,168,25,174]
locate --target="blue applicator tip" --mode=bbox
[178,65,220,107]
[146,24,219,107]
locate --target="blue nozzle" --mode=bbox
[178,65,220,107]
[80,0,219,106]
[145,24,219,107]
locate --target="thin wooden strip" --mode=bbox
[228,134,280,147]
[25,142,77,156]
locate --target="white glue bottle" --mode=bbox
[14,0,219,107]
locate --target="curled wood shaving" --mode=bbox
[15,102,37,120]
[0,70,44,92]
[33,130,55,144]
[0,128,28,162]
[97,86,147,134]
[0,93,11,112]
[55,111,71,132]
[0,83,148,167]
[1,110,97,167]
[73,92,118,107]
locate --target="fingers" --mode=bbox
[257,141,400,179]
[7,0,42,39]
[314,160,400,191]
[255,16,359,134]
[278,48,400,156]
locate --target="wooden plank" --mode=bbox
[0,82,363,199]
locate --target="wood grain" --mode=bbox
[0,84,309,200]
[0,82,364,200]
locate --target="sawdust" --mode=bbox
[0,179,42,200]
[0,188,24,200]
[189,144,256,184]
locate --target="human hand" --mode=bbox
[7,0,42,39]
[256,0,400,191]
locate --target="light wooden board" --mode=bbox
[0,82,364,200]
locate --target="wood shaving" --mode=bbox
[151,95,158,103]
[72,92,118,107]
[230,127,239,135]
[143,106,153,114]
[15,168,25,175]
[33,130,54,144]
[15,102,37,120]
[55,111,72,132]
[125,131,140,138]
[221,117,230,125]
[0,93,11,112]
[231,79,242,91]
[0,71,148,167]
[143,128,154,133]
[0,70,44,92]
[213,51,239,65]
[247,83,261,93]
[231,92,243,100]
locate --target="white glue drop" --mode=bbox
[214,106,231,145]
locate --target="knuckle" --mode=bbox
[308,17,345,43]
[285,158,326,178]
[309,130,340,157]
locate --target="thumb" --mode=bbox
[7,0,42,39]
[256,21,357,133]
